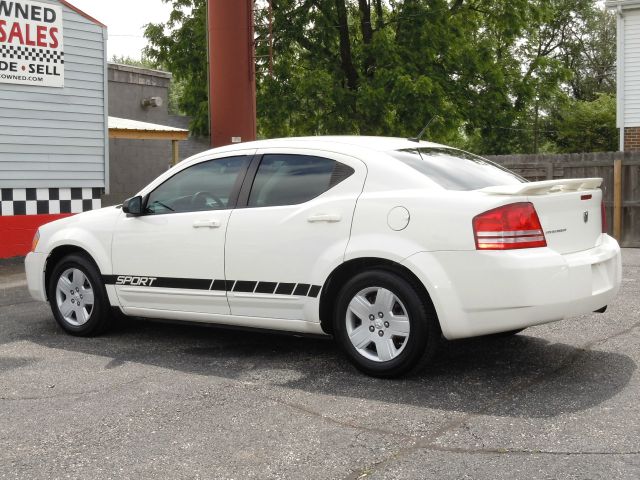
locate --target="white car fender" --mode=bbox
[400,251,465,340]
[45,227,113,275]
[39,211,120,306]
[38,207,122,276]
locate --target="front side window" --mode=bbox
[145,156,250,215]
[248,154,354,208]
[389,148,525,191]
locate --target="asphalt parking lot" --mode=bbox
[1,251,639,480]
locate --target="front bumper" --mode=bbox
[403,235,622,340]
[25,252,48,302]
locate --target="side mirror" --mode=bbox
[122,196,143,216]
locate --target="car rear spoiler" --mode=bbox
[478,178,603,196]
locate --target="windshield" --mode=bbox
[389,148,525,191]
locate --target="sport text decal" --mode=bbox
[0,0,64,87]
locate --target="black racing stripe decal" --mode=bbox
[255,282,278,294]
[211,279,235,291]
[156,277,211,290]
[275,283,296,295]
[307,285,321,298]
[103,275,210,290]
[294,284,311,296]
[233,281,257,293]
[104,275,322,297]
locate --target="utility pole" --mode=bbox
[207,0,257,147]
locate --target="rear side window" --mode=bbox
[389,148,524,191]
[248,154,354,207]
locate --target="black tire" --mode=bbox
[47,253,113,336]
[333,269,440,378]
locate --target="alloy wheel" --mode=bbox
[55,268,95,326]
[345,286,411,362]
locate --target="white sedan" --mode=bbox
[25,136,622,377]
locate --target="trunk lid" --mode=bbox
[479,179,604,255]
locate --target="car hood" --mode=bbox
[37,206,123,248]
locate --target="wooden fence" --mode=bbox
[485,152,640,248]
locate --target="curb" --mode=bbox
[0,256,26,267]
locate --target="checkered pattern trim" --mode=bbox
[0,44,64,64]
[0,188,102,216]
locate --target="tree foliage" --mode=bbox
[145,0,209,134]
[551,93,618,153]
[111,54,159,69]
[144,0,617,154]
[563,7,616,101]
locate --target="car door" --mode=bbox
[110,153,253,315]
[224,148,366,321]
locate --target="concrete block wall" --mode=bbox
[103,64,174,206]
[167,116,211,161]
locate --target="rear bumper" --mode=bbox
[25,252,48,302]
[403,235,622,340]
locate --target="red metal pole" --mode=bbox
[208,0,257,147]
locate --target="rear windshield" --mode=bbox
[389,148,525,191]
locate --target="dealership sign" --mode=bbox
[0,0,64,87]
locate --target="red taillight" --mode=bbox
[601,200,607,234]
[473,202,547,250]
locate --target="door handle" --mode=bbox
[193,219,221,229]
[307,213,342,223]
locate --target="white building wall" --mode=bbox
[624,8,640,127]
[0,0,108,189]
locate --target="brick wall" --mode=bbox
[625,127,640,152]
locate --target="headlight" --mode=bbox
[31,230,40,252]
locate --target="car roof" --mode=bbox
[194,136,449,158]
[146,136,455,197]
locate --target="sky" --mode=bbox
[68,0,173,60]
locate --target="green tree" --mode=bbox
[551,93,618,153]
[145,0,616,154]
[110,54,159,69]
[562,7,616,101]
[145,0,209,135]
[515,2,617,153]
